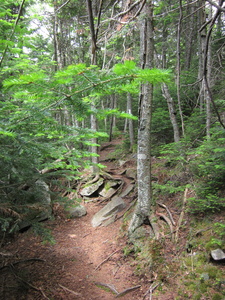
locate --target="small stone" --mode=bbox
[211,249,225,261]
[68,205,87,218]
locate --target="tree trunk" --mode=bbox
[161,83,180,143]
[86,0,102,166]
[176,0,185,137]
[127,93,135,151]
[129,0,154,234]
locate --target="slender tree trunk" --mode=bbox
[162,83,180,143]
[176,0,185,137]
[109,94,116,142]
[198,0,206,112]
[129,0,154,234]
[127,93,134,151]
[86,0,102,166]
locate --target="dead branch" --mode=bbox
[175,187,188,243]
[157,202,176,226]
[115,285,141,297]
[59,284,81,296]
[95,249,120,270]
[156,212,174,241]
[95,281,119,295]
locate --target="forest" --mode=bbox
[0,0,225,299]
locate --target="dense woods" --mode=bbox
[0,0,225,298]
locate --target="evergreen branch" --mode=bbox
[11,74,134,124]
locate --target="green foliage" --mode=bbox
[0,0,170,237]
[186,127,225,213]
[32,222,56,245]
[187,195,225,214]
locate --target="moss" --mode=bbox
[212,293,223,300]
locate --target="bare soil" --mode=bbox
[0,139,152,300]
[2,139,221,300]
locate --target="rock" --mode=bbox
[67,204,87,218]
[211,249,225,261]
[99,180,121,198]
[119,184,134,198]
[91,196,126,227]
[126,168,137,179]
[30,179,51,205]
[118,160,126,167]
[102,215,116,227]
[80,178,104,197]
[19,203,52,230]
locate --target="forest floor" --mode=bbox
[1,138,224,299]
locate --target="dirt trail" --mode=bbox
[1,139,149,300]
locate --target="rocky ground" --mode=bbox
[1,139,224,300]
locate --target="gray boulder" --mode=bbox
[80,178,104,197]
[67,204,87,218]
[91,196,126,227]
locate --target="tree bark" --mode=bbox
[161,83,180,143]
[127,93,135,151]
[176,0,185,137]
[129,0,154,234]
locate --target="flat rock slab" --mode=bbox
[91,196,126,227]
[119,184,134,198]
[99,180,121,198]
[80,178,104,197]
[211,249,225,261]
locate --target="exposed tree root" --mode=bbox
[143,282,161,300]
[94,281,141,297]
[175,187,188,243]
[148,213,160,240]
[115,284,141,298]
[0,258,45,271]
[9,264,50,299]
[157,202,176,226]
[95,282,118,295]
[59,284,81,296]
[95,249,120,270]
[156,212,174,241]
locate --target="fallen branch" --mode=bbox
[157,202,176,226]
[95,249,120,270]
[59,284,81,296]
[175,187,188,243]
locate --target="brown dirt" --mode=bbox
[2,138,209,300]
[0,139,151,300]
